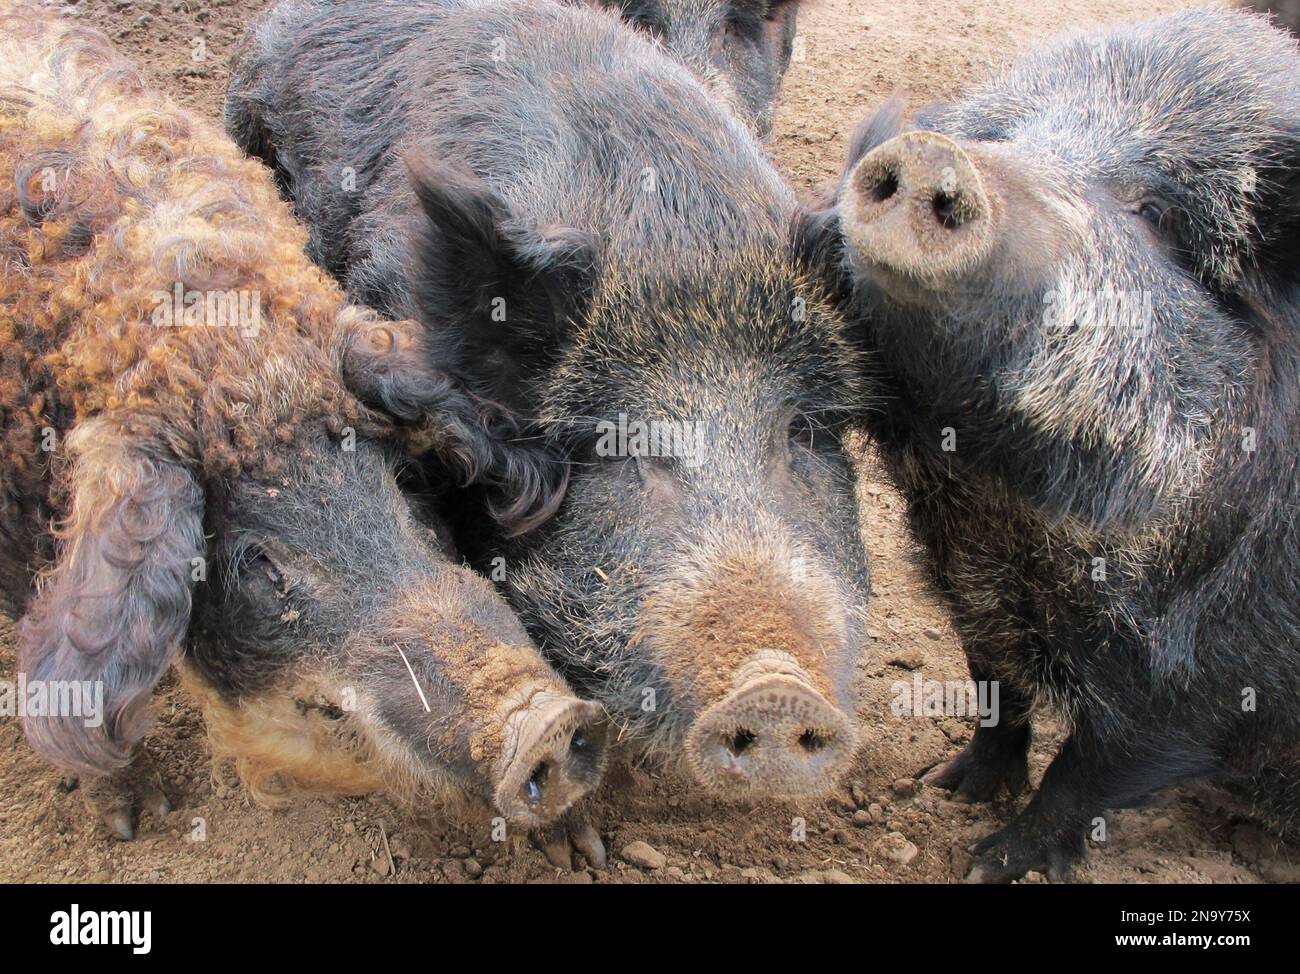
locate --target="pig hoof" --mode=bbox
[965,819,1083,883]
[77,751,173,842]
[687,674,859,798]
[924,745,1028,802]
[529,810,607,871]
[496,693,608,826]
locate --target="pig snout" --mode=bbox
[841,130,996,284]
[686,654,859,799]
[688,674,858,798]
[647,553,863,799]
[495,689,609,825]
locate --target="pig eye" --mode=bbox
[1135,196,1183,238]
[724,6,766,43]
[1131,194,1198,267]
[787,413,817,452]
[237,547,290,589]
[1138,200,1165,226]
[221,546,296,620]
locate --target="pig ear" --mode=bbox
[764,1,802,56]
[790,94,909,293]
[339,315,568,535]
[404,154,596,410]
[19,417,205,777]
[843,92,909,174]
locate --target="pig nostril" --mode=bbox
[725,729,757,757]
[869,168,899,203]
[932,191,962,230]
[798,729,826,753]
[526,761,551,802]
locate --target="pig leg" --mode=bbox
[924,656,1033,802]
[71,748,172,841]
[966,721,1217,883]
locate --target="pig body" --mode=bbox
[228,0,871,800]
[568,0,803,138]
[801,9,1300,880]
[0,4,607,861]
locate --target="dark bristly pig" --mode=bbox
[797,9,1300,880]
[227,0,872,800]
[0,3,607,866]
[566,0,803,138]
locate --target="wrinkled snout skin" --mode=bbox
[226,0,871,802]
[803,9,1300,881]
[349,579,608,829]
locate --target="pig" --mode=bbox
[0,3,608,867]
[226,0,872,800]
[567,0,803,138]
[796,8,1300,880]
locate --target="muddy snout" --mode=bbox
[495,691,608,826]
[842,130,995,283]
[687,672,858,799]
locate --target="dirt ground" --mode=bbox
[3,0,1297,885]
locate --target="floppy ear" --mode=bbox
[791,93,910,293]
[404,154,597,413]
[843,92,909,174]
[20,417,205,777]
[764,0,803,65]
[339,314,568,536]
